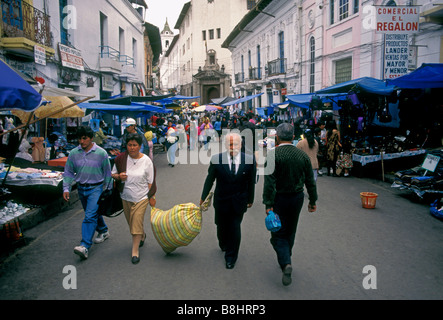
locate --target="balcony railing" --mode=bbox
[119,54,135,67]
[99,46,135,66]
[1,0,52,47]
[248,67,262,80]
[235,72,244,84]
[267,58,287,76]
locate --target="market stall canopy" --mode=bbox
[386,63,443,89]
[0,59,42,111]
[315,77,396,96]
[89,94,173,105]
[193,105,223,112]
[286,93,348,110]
[31,85,93,98]
[12,96,85,123]
[211,96,236,105]
[79,102,173,117]
[155,95,200,105]
[221,93,264,107]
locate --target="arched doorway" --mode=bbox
[206,86,220,104]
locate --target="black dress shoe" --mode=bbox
[226,262,235,269]
[139,233,146,247]
[132,256,140,264]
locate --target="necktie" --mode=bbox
[230,156,236,175]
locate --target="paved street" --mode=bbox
[1,146,443,301]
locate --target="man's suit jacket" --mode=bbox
[201,152,256,216]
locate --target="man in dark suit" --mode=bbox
[201,133,256,269]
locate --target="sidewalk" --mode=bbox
[0,189,79,256]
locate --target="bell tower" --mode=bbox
[160,18,175,55]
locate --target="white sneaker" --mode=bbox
[74,246,88,259]
[94,231,110,244]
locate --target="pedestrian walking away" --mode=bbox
[263,123,318,286]
[63,126,112,260]
[296,129,320,181]
[112,133,156,264]
[200,133,256,269]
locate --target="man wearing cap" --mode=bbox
[121,118,150,157]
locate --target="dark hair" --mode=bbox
[77,126,94,139]
[125,133,143,146]
[305,130,316,149]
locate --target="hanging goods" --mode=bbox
[150,192,213,254]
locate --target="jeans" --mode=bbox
[270,192,304,270]
[77,184,108,249]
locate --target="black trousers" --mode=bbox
[270,192,304,270]
[215,205,245,264]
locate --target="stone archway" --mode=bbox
[205,86,220,104]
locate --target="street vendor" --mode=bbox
[121,118,150,157]
[92,120,108,147]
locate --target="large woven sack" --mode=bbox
[150,193,213,254]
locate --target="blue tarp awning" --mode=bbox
[315,77,396,96]
[286,93,348,110]
[155,95,200,105]
[386,63,443,89]
[0,59,42,111]
[221,93,264,106]
[79,102,173,116]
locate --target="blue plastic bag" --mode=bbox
[265,211,281,232]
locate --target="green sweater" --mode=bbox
[263,144,318,209]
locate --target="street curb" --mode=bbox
[18,189,79,232]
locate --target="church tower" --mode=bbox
[160,18,175,55]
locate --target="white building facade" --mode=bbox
[159,0,251,103]
[1,0,147,99]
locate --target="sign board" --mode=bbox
[376,6,420,34]
[59,43,84,71]
[34,45,46,66]
[384,34,409,79]
[422,154,440,173]
[102,74,114,92]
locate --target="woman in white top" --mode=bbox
[112,133,154,264]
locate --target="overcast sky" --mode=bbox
[144,0,189,32]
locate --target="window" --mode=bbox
[202,30,206,41]
[247,0,256,10]
[217,28,221,39]
[339,0,349,21]
[99,12,108,54]
[257,45,261,78]
[310,37,315,93]
[331,0,359,25]
[279,31,285,73]
[353,0,359,14]
[60,0,69,44]
[132,38,137,65]
[119,27,125,55]
[335,57,352,84]
[209,29,214,40]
